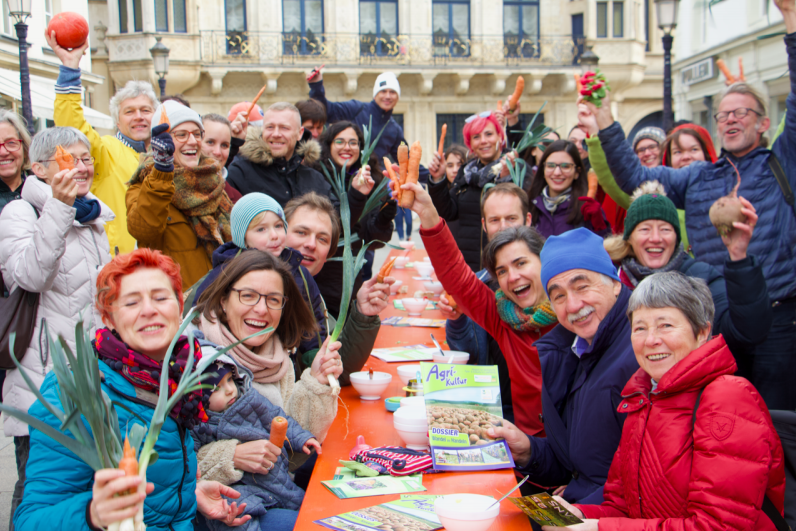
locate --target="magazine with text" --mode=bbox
[419,362,515,471]
[314,495,443,531]
[320,475,425,499]
[508,493,584,527]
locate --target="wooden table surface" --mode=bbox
[295,248,532,530]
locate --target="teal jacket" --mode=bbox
[14,360,198,531]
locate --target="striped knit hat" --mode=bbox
[230,193,287,249]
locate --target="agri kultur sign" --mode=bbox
[682,58,715,86]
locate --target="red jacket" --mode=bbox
[577,335,785,530]
[420,219,551,436]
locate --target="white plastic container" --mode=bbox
[423,281,444,297]
[393,256,410,269]
[389,280,404,294]
[393,405,429,450]
[434,494,500,531]
[400,396,426,409]
[396,364,422,386]
[432,350,470,365]
[415,262,434,279]
[402,298,427,316]
[349,371,392,400]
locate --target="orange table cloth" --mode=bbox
[295,248,532,530]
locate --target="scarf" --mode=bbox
[200,313,289,384]
[495,290,557,333]
[621,245,690,287]
[541,186,571,214]
[93,328,210,429]
[131,160,233,256]
[73,196,101,224]
[116,131,146,154]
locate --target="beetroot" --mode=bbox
[709,159,746,237]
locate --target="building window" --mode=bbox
[2,1,12,35]
[432,0,470,57]
[596,2,607,38]
[503,0,539,58]
[155,0,168,31]
[571,13,584,65]
[174,0,187,32]
[44,0,53,26]
[360,0,398,56]
[225,0,247,53]
[133,0,143,32]
[283,0,324,55]
[612,1,623,38]
[118,0,128,33]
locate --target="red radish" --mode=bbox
[47,12,89,49]
[709,158,746,237]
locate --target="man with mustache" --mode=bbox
[491,228,638,504]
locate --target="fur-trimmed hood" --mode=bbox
[238,126,321,167]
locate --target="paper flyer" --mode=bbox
[420,362,515,471]
[508,493,584,527]
[370,345,438,362]
[314,496,443,531]
[321,475,426,499]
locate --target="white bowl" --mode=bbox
[435,494,500,531]
[400,396,426,409]
[423,281,444,296]
[423,257,431,262]
[393,405,428,427]
[349,371,393,400]
[402,298,427,316]
[389,280,404,294]
[397,364,422,385]
[394,424,429,450]
[393,256,410,269]
[432,350,470,365]
[415,263,434,279]
[398,241,416,251]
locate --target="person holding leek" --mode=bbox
[14,249,252,531]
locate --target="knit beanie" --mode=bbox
[373,72,401,98]
[540,227,620,295]
[231,193,288,248]
[623,184,681,246]
[151,100,203,133]
[632,127,666,150]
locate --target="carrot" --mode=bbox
[400,141,422,208]
[384,156,401,202]
[574,74,582,94]
[246,84,267,119]
[377,256,397,283]
[716,59,736,86]
[508,76,525,112]
[438,124,447,158]
[738,57,746,82]
[54,145,75,171]
[587,169,599,200]
[442,291,458,311]
[497,99,502,111]
[158,106,170,131]
[118,436,139,496]
[270,416,289,449]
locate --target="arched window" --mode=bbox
[283,0,324,55]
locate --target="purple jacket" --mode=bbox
[531,197,611,239]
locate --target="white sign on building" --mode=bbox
[681,58,715,86]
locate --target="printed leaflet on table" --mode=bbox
[314,495,443,531]
[508,493,584,527]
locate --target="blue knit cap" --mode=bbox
[540,228,620,295]
[230,193,287,249]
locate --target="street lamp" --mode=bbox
[149,36,170,99]
[655,0,680,133]
[580,43,600,70]
[5,0,35,136]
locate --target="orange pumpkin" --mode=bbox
[47,12,89,49]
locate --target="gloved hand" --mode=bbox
[377,197,398,229]
[151,123,175,173]
[578,196,607,232]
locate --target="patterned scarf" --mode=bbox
[93,328,210,429]
[132,160,233,257]
[541,186,571,214]
[621,245,689,287]
[495,290,557,333]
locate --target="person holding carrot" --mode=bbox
[192,356,321,530]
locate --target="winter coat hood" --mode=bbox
[238,126,321,167]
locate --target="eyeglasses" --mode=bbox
[713,107,762,123]
[171,130,205,142]
[465,111,492,123]
[0,139,22,152]
[635,145,659,155]
[333,138,360,148]
[40,156,95,167]
[230,288,288,310]
[544,162,576,172]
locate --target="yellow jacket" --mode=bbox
[53,93,139,254]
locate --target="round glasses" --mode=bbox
[230,288,287,309]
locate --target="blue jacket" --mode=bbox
[14,361,197,531]
[194,243,327,355]
[517,286,638,504]
[308,80,429,183]
[600,33,796,302]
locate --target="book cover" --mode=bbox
[509,493,584,527]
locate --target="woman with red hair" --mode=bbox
[15,248,253,531]
[427,112,508,270]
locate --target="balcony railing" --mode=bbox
[199,31,578,67]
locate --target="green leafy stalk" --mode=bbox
[506,157,528,189]
[511,101,554,154]
[355,117,390,222]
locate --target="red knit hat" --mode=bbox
[661,124,717,166]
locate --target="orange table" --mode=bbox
[295,248,532,530]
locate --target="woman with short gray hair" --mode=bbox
[547,270,786,531]
[0,126,112,525]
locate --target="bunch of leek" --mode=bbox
[504,102,555,189]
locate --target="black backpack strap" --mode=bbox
[692,386,790,531]
[769,152,796,219]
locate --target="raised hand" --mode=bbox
[311,336,343,386]
[428,152,446,182]
[51,168,79,207]
[721,196,758,262]
[357,276,394,316]
[577,103,600,137]
[44,29,89,69]
[438,294,462,320]
[151,123,175,172]
[351,165,376,196]
[230,111,249,140]
[577,89,614,131]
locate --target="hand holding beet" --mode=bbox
[719,196,757,261]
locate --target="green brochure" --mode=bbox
[314,495,443,531]
[321,475,426,499]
